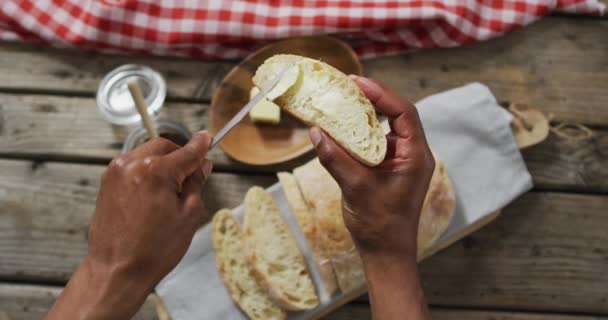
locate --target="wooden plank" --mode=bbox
[521,130,608,192]
[2,93,607,191]
[1,158,607,313]
[0,93,314,172]
[362,18,608,126]
[1,283,605,320]
[326,304,608,320]
[357,192,608,315]
[1,17,607,125]
[0,159,274,282]
[0,42,232,102]
[0,283,159,320]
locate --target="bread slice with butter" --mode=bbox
[253,54,387,166]
[243,186,319,311]
[211,209,286,320]
[277,172,339,295]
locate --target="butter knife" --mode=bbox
[210,64,295,149]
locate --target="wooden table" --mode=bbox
[1,14,607,320]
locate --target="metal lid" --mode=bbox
[96,64,166,125]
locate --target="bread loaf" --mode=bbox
[277,172,339,295]
[211,209,286,320]
[253,54,387,166]
[293,159,353,258]
[243,187,319,311]
[292,155,455,292]
[417,156,456,255]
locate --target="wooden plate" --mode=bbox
[209,36,362,166]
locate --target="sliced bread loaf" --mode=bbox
[293,158,354,257]
[277,172,338,295]
[243,187,319,311]
[253,54,387,166]
[417,156,456,255]
[211,209,286,320]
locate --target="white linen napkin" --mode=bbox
[156,82,533,320]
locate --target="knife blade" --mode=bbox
[210,63,296,149]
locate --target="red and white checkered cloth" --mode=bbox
[0,0,604,60]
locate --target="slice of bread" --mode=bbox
[253,54,387,166]
[243,187,319,311]
[277,172,338,295]
[211,209,286,320]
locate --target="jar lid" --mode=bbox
[96,64,166,125]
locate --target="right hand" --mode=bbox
[309,76,435,260]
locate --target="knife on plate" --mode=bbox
[210,64,296,149]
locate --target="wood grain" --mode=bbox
[0,42,233,101]
[0,93,316,172]
[0,159,274,282]
[0,283,159,320]
[0,18,606,125]
[358,192,608,314]
[1,92,607,191]
[325,304,608,320]
[1,158,606,313]
[1,284,605,320]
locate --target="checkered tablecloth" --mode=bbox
[0,1,604,60]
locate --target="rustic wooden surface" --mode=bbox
[0,284,159,320]
[0,13,607,320]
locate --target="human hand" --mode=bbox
[88,131,213,288]
[309,76,435,260]
[47,132,214,320]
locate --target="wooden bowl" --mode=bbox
[209,36,362,166]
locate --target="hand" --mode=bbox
[46,132,213,320]
[88,131,213,288]
[309,76,435,260]
[310,77,433,320]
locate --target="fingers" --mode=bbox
[127,137,181,158]
[181,160,212,198]
[310,127,369,190]
[163,131,212,185]
[350,75,424,140]
[180,160,212,228]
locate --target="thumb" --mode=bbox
[162,131,212,187]
[310,127,369,189]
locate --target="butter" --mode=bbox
[265,64,300,100]
[249,87,281,124]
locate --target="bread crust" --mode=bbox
[243,187,319,311]
[277,172,339,295]
[212,209,287,320]
[253,54,387,166]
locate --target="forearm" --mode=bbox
[362,252,430,320]
[46,257,152,320]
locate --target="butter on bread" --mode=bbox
[253,54,387,166]
[249,87,281,124]
[243,187,319,311]
[211,209,286,320]
[277,172,339,295]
